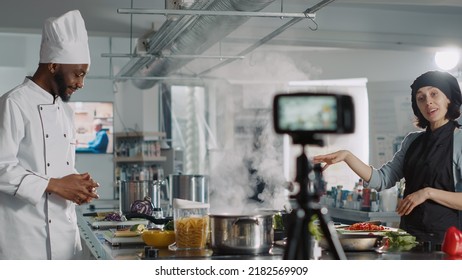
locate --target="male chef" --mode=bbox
[0,10,99,259]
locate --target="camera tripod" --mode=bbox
[283,136,346,260]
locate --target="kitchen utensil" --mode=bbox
[209,213,274,255]
[124,212,172,225]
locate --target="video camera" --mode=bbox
[273,93,355,144]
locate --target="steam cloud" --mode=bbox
[209,115,289,214]
[206,51,322,214]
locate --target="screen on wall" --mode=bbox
[68,102,114,154]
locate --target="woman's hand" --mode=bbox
[312,150,373,182]
[396,187,430,216]
[312,150,350,171]
[397,187,462,214]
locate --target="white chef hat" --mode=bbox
[39,10,90,64]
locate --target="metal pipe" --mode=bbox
[116,76,201,81]
[198,0,336,76]
[101,53,245,59]
[85,75,202,81]
[117,8,315,19]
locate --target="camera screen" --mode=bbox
[273,93,354,134]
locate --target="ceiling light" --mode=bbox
[434,48,460,70]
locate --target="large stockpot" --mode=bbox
[168,174,209,204]
[119,180,160,214]
[209,213,274,255]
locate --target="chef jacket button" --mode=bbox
[67,162,70,165]
[40,106,43,110]
[64,134,66,138]
[47,163,50,167]
[48,219,51,223]
[46,134,49,138]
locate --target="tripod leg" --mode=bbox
[316,207,347,260]
[283,208,310,259]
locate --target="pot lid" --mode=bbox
[173,198,210,209]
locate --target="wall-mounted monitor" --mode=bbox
[68,101,114,154]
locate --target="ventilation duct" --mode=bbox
[118,0,277,89]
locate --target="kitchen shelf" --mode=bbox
[113,131,170,200]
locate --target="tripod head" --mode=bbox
[290,133,327,201]
[290,132,324,147]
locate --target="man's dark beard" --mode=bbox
[54,71,71,102]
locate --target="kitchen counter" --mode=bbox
[76,202,448,260]
[77,202,285,260]
[323,250,449,260]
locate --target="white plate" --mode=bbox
[337,227,399,235]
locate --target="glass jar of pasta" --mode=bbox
[173,198,210,250]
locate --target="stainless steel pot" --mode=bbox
[118,180,160,214]
[209,214,274,255]
[168,174,209,204]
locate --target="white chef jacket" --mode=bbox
[0,78,82,260]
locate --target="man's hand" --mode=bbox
[47,172,100,205]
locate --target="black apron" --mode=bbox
[402,121,459,244]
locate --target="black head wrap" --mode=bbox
[410,71,462,117]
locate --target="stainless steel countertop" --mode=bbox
[76,202,448,260]
[77,203,285,260]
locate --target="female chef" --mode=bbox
[313,71,462,245]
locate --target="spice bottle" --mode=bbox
[361,187,371,211]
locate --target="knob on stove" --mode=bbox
[144,246,159,259]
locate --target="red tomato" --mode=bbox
[346,222,385,231]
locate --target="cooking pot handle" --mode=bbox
[233,218,259,226]
[125,212,172,225]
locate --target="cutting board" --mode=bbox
[102,230,144,245]
[91,219,149,229]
